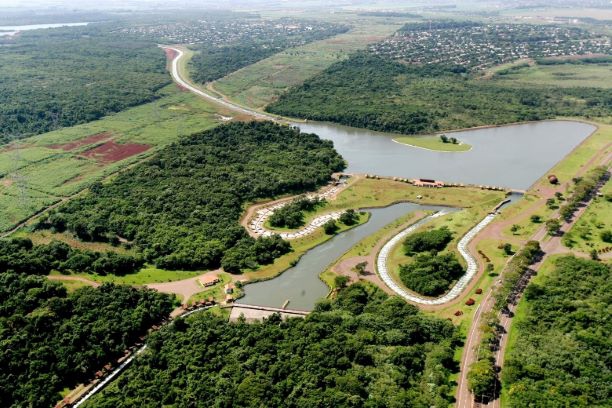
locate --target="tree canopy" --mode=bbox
[0,273,175,407]
[503,257,611,406]
[87,283,459,407]
[266,52,611,135]
[39,122,345,272]
[0,24,169,144]
[399,252,464,297]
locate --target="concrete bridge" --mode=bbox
[227,304,310,322]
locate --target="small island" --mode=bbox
[394,134,472,152]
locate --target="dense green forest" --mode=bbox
[39,122,344,272]
[266,53,611,134]
[397,227,461,296]
[0,237,143,275]
[0,273,175,407]
[87,283,459,407]
[403,227,453,255]
[0,24,169,144]
[503,257,611,406]
[399,253,464,297]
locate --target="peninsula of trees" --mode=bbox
[39,122,345,272]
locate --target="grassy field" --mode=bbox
[393,135,472,152]
[187,272,239,305]
[494,62,612,89]
[211,21,401,110]
[50,266,202,286]
[563,178,612,253]
[323,177,505,211]
[0,85,221,233]
[319,211,428,289]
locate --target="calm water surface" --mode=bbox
[296,120,595,190]
[238,203,457,310]
[0,22,89,36]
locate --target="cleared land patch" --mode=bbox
[0,86,219,233]
[48,131,112,151]
[80,140,151,163]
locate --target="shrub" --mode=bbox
[403,226,453,255]
[323,219,339,235]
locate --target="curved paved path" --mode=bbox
[164,46,275,121]
[377,210,498,305]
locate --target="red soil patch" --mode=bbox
[80,140,151,163]
[164,47,178,62]
[49,132,112,151]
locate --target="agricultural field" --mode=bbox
[211,21,401,110]
[0,85,220,233]
[493,60,612,89]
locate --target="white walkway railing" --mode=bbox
[377,210,497,305]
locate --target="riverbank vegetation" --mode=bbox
[86,283,459,407]
[503,256,611,407]
[0,24,170,144]
[0,272,175,408]
[37,122,344,272]
[267,52,610,135]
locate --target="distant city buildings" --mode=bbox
[369,22,611,71]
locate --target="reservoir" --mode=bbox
[296,120,595,190]
[0,22,89,36]
[238,202,457,310]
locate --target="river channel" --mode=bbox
[238,203,457,310]
[239,120,595,310]
[296,120,595,190]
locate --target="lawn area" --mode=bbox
[393,135,472,152]
[494,61,612,89]
[534,120,609,185]
[50,266,201,286]
[320,211,428,289]
[57,279,94,293]
[19,230,133,254]
[187,272,240,305]
[0,85,220,233]
[563,178,612,253]
[211,21,401,110]
[319,177,505,213]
